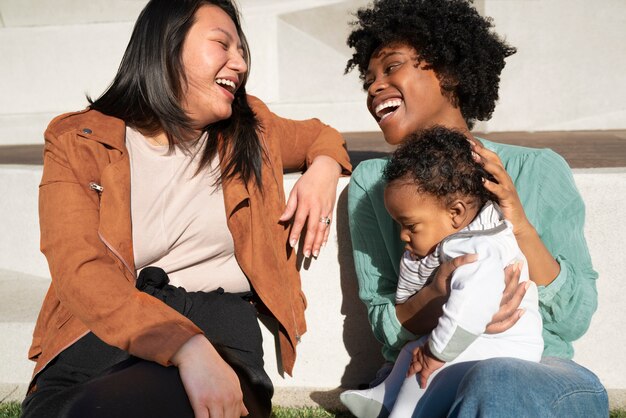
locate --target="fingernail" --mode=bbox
[472,151,480,161]
[304,250,310,258]
[313,250,319,258]
[322,241,327,247]
[468,139,476,146]
[482,177,487,183]
[524,281,530,290]
[289,238,297,248]
[518,308,526,318]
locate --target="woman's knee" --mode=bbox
[450,358,609,418]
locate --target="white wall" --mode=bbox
[484,0,626,132]
[0,0,624,146]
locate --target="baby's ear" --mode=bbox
[449,199,468,229]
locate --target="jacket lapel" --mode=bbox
[221,159,253,276]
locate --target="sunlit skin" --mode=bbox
[181,5,247,132]
[146,5,247,146]
[365,43,468,146]
[384,180,477,259]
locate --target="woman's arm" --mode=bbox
[172,335,248,418]
[471,140,560,286]
[473,141,598,354]
[247,95,351,258]
[280,155,342,257]
[528,152,598,348]
[348,161,418,361]
[246,95,351,173]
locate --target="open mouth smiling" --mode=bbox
[374,98,403,123]
[215,77,238,95]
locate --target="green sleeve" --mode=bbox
[348,160,416,361]
[523,151,597,358]
[485,141,599,358]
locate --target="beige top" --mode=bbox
[126,126,250,293]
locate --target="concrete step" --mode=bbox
[0,270,48,402]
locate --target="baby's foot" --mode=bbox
[340,388,390,418]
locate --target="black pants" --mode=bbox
[21,267,273,417]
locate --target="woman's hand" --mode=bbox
[407,342,445,389]
[397,254,477,335]
[279,155,342,258]
[398,255,526,336]
[470,138,560,285]
[485,262,527,334]
[172,335,248,418]
[469,139,533,238]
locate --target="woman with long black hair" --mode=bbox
[21,1,350,417]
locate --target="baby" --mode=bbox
[341,127,543,418]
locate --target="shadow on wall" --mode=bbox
[310,186,385,408]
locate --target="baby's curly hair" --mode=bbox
[383,127,498,207]
[346,0,516,129]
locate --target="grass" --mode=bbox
[271,406,352,417]
[0,403,352,418]
[0,402,20,418]
[2,401,624,417]
[0,402,352,418]
[612,408,626,418]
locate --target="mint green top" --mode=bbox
[348,139,598,362]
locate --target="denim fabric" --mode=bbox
[411,357,607,418]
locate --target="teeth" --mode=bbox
[375,99,402,119]
[216,78,236,91]
[379,111,394,122]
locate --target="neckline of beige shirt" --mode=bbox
[126,126,250,293]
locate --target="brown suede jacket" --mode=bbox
[29,95,351,385]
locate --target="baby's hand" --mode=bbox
[407,342,446,388]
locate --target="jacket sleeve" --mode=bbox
[528,151,598,355]
[39,127,202,366]
[247,95,351,174]
[348,161,416,362]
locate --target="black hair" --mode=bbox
[383,126,497,207]
[88,0,263,188]
[346,0,516,129]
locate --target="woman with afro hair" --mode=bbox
[345,0,608,416]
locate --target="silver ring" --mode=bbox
[320,216,331,225]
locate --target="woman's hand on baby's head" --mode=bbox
[468,139,533,237]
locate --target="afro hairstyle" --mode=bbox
[346,0,516,129]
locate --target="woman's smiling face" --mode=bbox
[365,43,466,145]
[181,5,248,131]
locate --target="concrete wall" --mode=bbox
[1,166,625,408]
[1,0,625,146]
